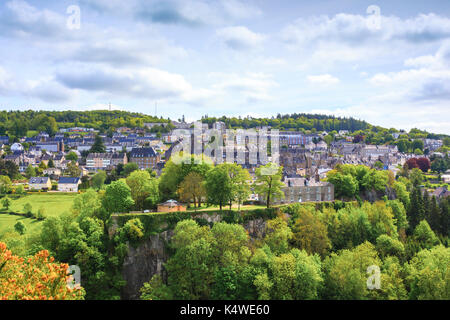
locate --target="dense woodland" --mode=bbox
[1,154,449,300]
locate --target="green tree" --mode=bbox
[264,217,293,255]
[291,208,331,256]
[91,170,107,190]
[102,180,134,214]
[254,163,285,208]
[406,245,450,300]
[90,135,106,153]
[14,221,26,235]
[0,175,12,194]
[177,171,206,209]
[2,197,11,211]
[25,165,36,178]
[205,165,232,210]
[122,162,139,177]
[126,170,159,210]
[66,151,78,162]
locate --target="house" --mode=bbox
[432,186,450,199]
[11,143,24,152]
[441,174,450,184]
[43,167,62,177]
[36,141,64,153]
[157,200,186,212]
[111,153,128,167]
[53,153,65,168]
[130,147,160,169]
[86,153,113,171]
[57,177,81,192]
[29,177,52,191]
[262,181,334,205]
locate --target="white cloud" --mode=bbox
[216,26,265,50]
[307,74,340,85]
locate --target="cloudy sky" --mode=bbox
[1,0,450,134]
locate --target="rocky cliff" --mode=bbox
[119,213,269,300]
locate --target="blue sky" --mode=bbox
[0,0,450,134]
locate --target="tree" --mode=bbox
[72,188,101,218]
[412,139,424,152]
[14,221,26,235]
[409,168,423,187]
[126,170,159,210]
[103,180,134,214]
[323,242,381,300]
[254,163,285,208]
[264,217,293,255]
[90,135,106,153]
[406,245,450,300]
[291,208,331,256]
[205,165,232,210]
[0,242,85,300]
[66,161,81,177]
[326,171,358,199]
[47,158,55,168]
[25,165,36,178]
[406,158,419,170]
[23,203,33,216]
[177,172,206,209]
[66,151,78,162]
[91,170,107,190]
[0,175,12,194]
[413,220,440,249]
[416,157,431,172]
[2,197,11,211]
[122,162,139,177]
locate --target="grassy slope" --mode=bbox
[0,214,44,237]
[8,193,77,217]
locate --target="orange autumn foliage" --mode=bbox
[0,242,85,300]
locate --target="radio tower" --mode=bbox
[155,101,157,117]
[109,102,112,111]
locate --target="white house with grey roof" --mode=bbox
[29,177,52,190]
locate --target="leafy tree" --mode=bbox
[413,220,440,249]
[72,188,101,218]
[126,170,159,210]
[122,162,139,177]
[66,161,81,177]
[0,242,85,300]
[416,157,430,172]
[14,221,26,235]
[405,245,450,300]
[25,165,36,178]
[323,242,381,300]
[0,175,12,194]
[205,165,232,210]
[375,234,405,259]
[91,170,107,190]
[90,135,106,153]
[66,151,78,162]
[264,217,293,255]
[2,197,11,211]
[102,180,134,214]
[177,172,206,209]
[254,163,285,208]
[23,203,33,216]
[326,171,358,199]
[291,207,331,256]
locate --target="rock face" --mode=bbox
[120,216,268,300]
[121,230,173,300]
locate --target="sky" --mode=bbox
[0,0,450,134]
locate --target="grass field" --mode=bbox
[0,214,44,237]
[7,193,78,217]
